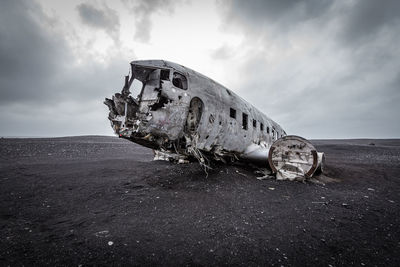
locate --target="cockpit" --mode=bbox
[126,63,189,102]
[172,72,187,90]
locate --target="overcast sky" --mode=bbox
[1,0,399,138]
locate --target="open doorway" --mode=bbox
[185,97,203,133]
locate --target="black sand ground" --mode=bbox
[0,136,399,266]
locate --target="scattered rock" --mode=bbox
[95,230,110,238]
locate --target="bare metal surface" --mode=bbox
[268,135,323,181]
[104,60,323,179]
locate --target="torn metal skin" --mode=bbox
[104,60,324,180]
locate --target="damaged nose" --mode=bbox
[104,73,140,137]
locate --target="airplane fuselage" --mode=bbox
[105,60,286,163]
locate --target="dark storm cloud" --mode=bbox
[339,0,400,45]
[122,0,178,43]
[0,0,127,105]
[221,0,333,33]
[222,0,400,46]
[217,0,400,138]
[0,0,130,136]
[76,3,120,43]
[0,0,71,103]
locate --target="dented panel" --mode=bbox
[104,60,323,179]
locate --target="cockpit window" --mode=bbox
[172,72,188,90]
[242,113,248,130]
[160,69,170,81]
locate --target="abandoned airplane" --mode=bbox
[104,60,324,180]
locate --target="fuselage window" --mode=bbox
[267,127,270,134]
[160,69,170,81]
[172,72,187,90]
[230,108,236,119]
[260,123,264,131]
[253,119,256,128]
[272,129,275,138]
[242,113,248,130]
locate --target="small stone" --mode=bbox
[95,230,109,238]
[108,241,113,246]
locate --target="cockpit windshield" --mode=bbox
[172,72,187,90]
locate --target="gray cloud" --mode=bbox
[0,0,131,136]
[0,0,399,138]
[77,3,120,43]
[216,0,400,138]
[0,0,71,104]
[0,0,126,105]
[211,45,233,60]
[122,0,178,43]
[339,0,400,45]
[220,0,333,35]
